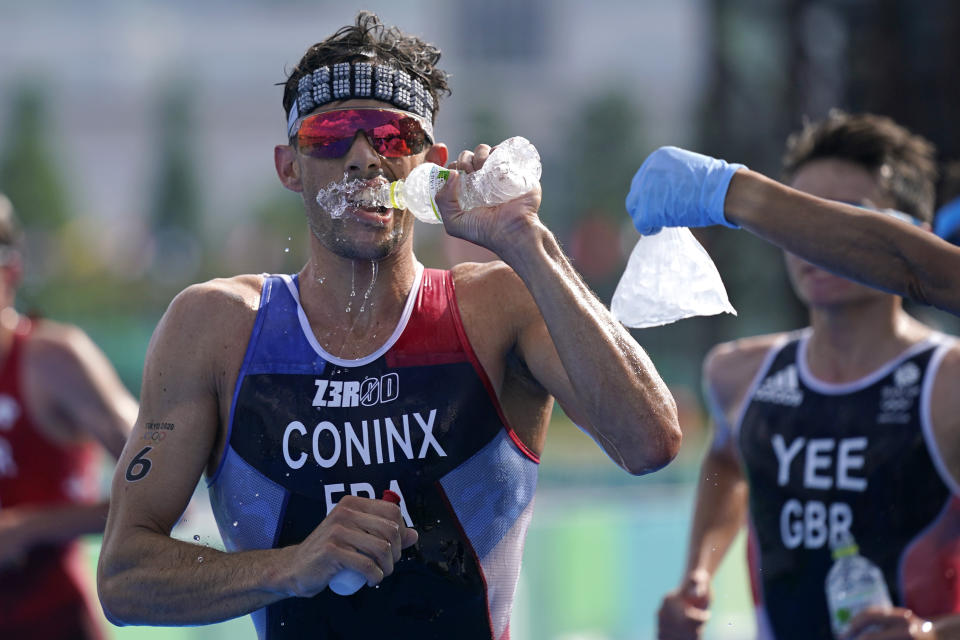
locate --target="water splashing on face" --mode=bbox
[316,174,385,219]
[316,174,363,219]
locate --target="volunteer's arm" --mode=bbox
[625,146,960,317]
[724,170,960,316]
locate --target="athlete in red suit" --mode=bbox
[0,194,137,640]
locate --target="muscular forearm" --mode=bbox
[500,223,681,474]
[98,529,292,626]
[683,449,748,579]
[725,170,960,315]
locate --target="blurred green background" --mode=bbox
[3,0,960,638]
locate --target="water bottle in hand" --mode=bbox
[365,137,542,223]
[825,532,892,638]
[328,490,402,596]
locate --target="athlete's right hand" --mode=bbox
[282,494,419,598]
[657,569,712,640]
[626,146,745,236]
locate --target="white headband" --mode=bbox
[287,61,435,138]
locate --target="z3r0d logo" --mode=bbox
[361,373,399,406]
[313,373,399,408]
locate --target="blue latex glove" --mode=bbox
[626,146,746,235]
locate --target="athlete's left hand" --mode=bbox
[843,607,936,639]
[435,144,543,257]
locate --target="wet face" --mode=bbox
[784,159,897,308]
[275,99,446,261]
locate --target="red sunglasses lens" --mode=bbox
[297,109,429,159]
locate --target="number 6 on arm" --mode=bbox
[124,447,153,482]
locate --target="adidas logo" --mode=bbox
[754,365,804,407]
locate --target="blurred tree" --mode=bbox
[692,0,811,349]
[704,0,960,168]
[149,77,202,235]
[0,81,72,230]
[700,0,794,174]
[0,80,77,315]
[698,0,960,344]
[146,76,205,292]
[567,92,645,219]
[467,106,510,152]
[561,92,644,302]
[0,81,148,387]
[237,189,309,275]
[839,0,960,160]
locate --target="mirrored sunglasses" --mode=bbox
[295,108,433,159]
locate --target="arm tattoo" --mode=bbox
[125,446,153,482]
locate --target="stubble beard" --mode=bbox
[306,212,408,261]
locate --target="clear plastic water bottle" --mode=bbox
[367,136,542,223]
[825,532,892,638]
[328,490,402,596]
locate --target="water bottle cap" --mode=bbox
[831,542,859,559]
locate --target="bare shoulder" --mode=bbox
[24,307,137,380]
[18,320,114,417]
[450,260,538,351]
[451,260,525,292]
[451,260,534,315]
[130,274,266,399]
[448,261,537,390]
[928,340,960,492]
[165,274,263,324]
[152,274,263,346]
[931,338,960,387]
[703,332,789,414]
[929,338,960,420]
[25,317,100,365]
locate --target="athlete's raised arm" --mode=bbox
[437,150,681,475]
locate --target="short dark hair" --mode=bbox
[781,111,937,222]
[282,11,451,123]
